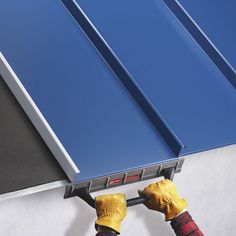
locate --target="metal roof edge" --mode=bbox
[0,52,79,182]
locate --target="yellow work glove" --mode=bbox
[139,179,187,221]
[95,193,127,234]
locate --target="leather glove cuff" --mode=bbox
[165,198,187,221]
[96,216,121,234]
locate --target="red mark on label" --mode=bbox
[109,178,122,185]
[127,174,140,181]
[109,174,140,186]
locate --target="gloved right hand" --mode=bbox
[139,179,187,221]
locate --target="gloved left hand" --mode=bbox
[95,193,127,234]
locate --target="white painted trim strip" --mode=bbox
[0,52,79,181]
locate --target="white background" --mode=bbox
[0,145,235,236]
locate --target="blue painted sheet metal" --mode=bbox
[162,0,236,90]
[61,0,185,156]
[1,0,236,184]
[0,0,176,182]
[67,0,236,156]
[177,0,236,73]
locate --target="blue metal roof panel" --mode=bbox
[0,0,176,182]
[70,0,236,156]
[178,0,236,70]
[161,0,236,90]
[1,0,236,184]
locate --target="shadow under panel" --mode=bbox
[0,76,67,195]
